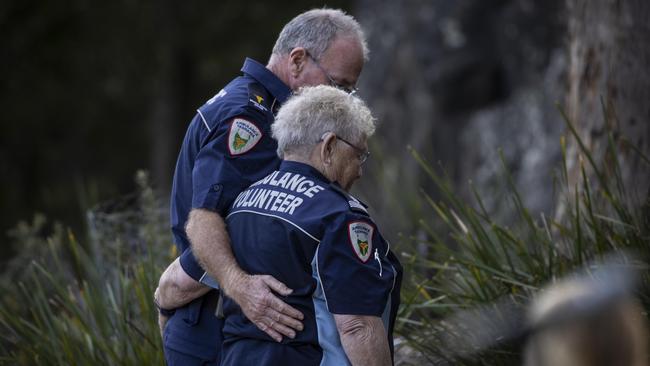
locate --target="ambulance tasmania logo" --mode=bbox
[228,118,262,155]
[348,222,374,262]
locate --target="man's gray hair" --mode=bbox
[272,8,369,61]
[272,85,376,158]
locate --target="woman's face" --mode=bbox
[330,136,367,191]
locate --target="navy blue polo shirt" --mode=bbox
[170,57,290,281]
[164,58,290,360]
[221,161,403,366]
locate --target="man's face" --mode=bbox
[292,36,364,92]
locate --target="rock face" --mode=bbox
[353,0,566,235]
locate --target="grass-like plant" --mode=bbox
[0,171,173,365]
[395,105,649,365]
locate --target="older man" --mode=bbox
[157,9,368,365]
[221,85,402,365]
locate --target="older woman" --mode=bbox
[220,85,402,366]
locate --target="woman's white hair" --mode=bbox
[272,8,369,61]
[272,85,376,158]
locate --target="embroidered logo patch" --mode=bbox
[348,221,374,262]
[228,118,262,155]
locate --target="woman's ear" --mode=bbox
[319,132,336,165]
[289,47,308,78]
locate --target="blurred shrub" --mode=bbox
[0,171,173,365]
[395,110,649,365]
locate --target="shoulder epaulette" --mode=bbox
[329,183,369,215]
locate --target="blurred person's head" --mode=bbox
[272,85,375,191]
[524,278,649,366]
[268,8,368,94]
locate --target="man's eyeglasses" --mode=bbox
[336,135,370,164]
[306,51,358,95]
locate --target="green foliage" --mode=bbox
[396,109,649,365]
[0,171,173,365]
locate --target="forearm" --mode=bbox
[156,258,210,309]
[186,208,245,297]
[335,314,391,366]
[186,208,304,342]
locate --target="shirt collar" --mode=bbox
[241,58,291,104]
[279,160,330,184]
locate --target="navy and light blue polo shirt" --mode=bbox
[221,160,403,366]
[164,58,291,360]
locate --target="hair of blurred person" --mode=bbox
[523,278,649,366]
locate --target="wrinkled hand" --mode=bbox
[229,274,304,342]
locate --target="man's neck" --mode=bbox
[267,55,291,89]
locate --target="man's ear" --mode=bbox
[319,132,336,165]
[289,47,308,77]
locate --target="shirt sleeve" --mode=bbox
[317,212,393,316]
[179,247,220,288]
[179,247,206,282]
[191,112,269,216]
[184,112,270,282]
